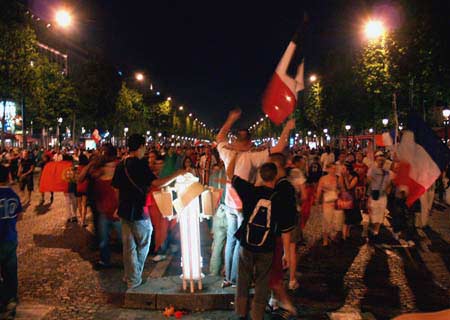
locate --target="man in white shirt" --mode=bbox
[320,146,335,173]
[216,109,295,287]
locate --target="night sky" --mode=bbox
[30,0,398,128]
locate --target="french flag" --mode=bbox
[262,22,306,125]
[395,114,450,206]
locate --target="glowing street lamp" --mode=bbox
[135,73,144,81]
[323,128,328,134]
[309,74,317,82]
[364,20,385,40]
[382,118,389,127]
[55,9,72,28]
[345,124,351,148]
[179,106,184,111]
[369,128,374,134]
[443,105,450,144]
[167,97,172,101]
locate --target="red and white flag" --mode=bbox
[262,24,305,125]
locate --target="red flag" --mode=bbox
[39,161,73,193]
[263,25,305,125]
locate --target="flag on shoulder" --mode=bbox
[262,19,306,125]
[394,114,450,206]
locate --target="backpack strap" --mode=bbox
[123,158,146,196]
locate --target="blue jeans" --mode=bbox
[0,241,18,304]
[224,206,243,284]
[121,218,153,288]
[98,214,122,264]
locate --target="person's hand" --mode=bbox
[282,253,290,269]
[112,209,119,220]
[228,109,241,122]
[285,118,296,131]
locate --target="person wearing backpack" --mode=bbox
[227,155,278,320]
[367,151,391,239]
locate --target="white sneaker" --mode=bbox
[152,254,167,262]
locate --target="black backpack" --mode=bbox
[245,194,275,247]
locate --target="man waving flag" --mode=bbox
[262,18,306,125]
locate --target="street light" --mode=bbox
[57,117,63,147]
[309,74,317,82]
[364,20,385,40]
[345,124,351,148]
[442,105,450,144]
[179,106,184,111]
[323,128,328,134]
[167,97,172,101]
[382,118,389,127]
[55,9,72,28]
[124,127,129,147]
[135,73,144,81]
[369,128,374,134]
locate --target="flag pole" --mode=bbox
[393,92,399,154]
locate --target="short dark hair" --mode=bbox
[292,155,303,164]
[237,129,251,142]
[269,152,287,168]
[128,134,145,152]
[0,165,9,183]
[259,162,277,182]
[102,143,117,158]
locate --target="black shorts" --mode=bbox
[20,175,34,192]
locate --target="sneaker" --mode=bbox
[128,279,142,289]
[152,254,167,262]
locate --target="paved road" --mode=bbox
[12,184,450,320]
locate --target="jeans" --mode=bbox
[235,247,273,320]
[224,206,243,284]
[98,213,122,264]
[209,204,228,275]
[121,218,153,288]
[0,241,18,304]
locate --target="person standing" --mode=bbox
[216,109,294,287]
[0,165,23,319]
[366,151,391,239]
[112,134,185,288]
[17,150,35,205]
[320,146,335,173]
[112,134,157,289]
[208,161,228,276]
[316,163,342,246]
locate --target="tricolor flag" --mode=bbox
[262,22,306,125]
[375,131,396,147]
[394,114,450,206]
[39,161,73,193]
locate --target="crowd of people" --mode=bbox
[1,109,449,319]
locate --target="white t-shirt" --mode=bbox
[217,141,269,209]
[288,168,307,194]
[320,152,335,172]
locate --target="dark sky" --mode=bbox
[91,0,360,128]
[31,0,380,128]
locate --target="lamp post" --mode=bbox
[443,105,450,145]
[382,118,389,128]
[57,117,63,147]
[124,127,129,148]
[345,124,351,149]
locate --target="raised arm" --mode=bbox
[216,109,242,144]
[152,169,187,188]
[271,118,295,154]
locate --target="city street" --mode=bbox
[13,182,450,320]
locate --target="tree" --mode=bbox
[0,21,39,145]
[113,82,145,135]
[72,58,121,131]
